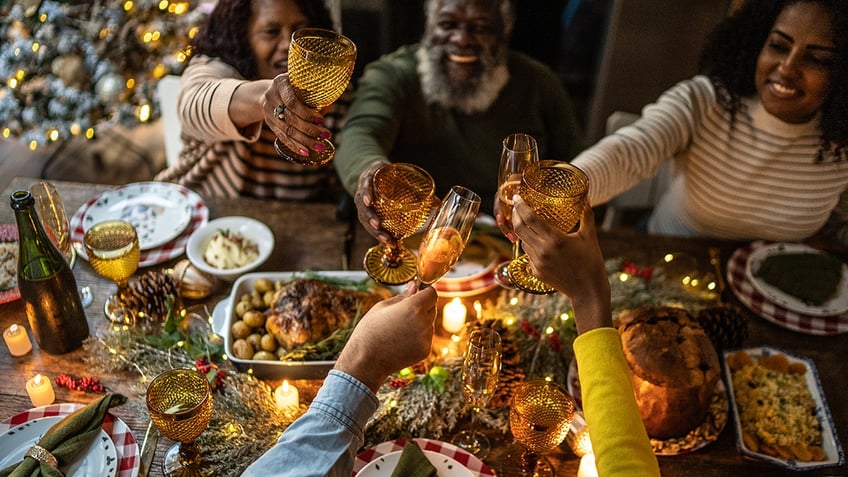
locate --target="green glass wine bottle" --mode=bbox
[10,190,89,354]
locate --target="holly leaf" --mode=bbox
[421,365,449,394]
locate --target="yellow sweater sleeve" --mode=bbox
[573,328,660,476]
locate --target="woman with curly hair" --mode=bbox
[568,0,848,244]
[156,0,347,201]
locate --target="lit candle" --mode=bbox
[577,453,598,477]
[442,298,466,334]
[473,300,482,320]
[26,374,55,407]
[4,324,32,357]
[274,380,299,411]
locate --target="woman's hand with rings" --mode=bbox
[263,73,331,157]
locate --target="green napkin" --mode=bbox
[390,441,437,477]
[0,393,127,477]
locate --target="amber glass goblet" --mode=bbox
[363,163,435,285]
[507,160,589,294]
[416,186,481,287]
[83,220,140,324]
[502,380,575,477]
[273,27,356,166]
[494,133,540,289]
[146,368,214,477]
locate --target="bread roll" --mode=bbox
[618,306,720,439]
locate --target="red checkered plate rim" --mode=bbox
[353,437,495,476]
[0,224,21,305]
[0,402,139,477]
[70,182,208,268]
[726,242,848,335]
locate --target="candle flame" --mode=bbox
[281,380,290,392]
[33,374,44,385]
[8,324,19,335]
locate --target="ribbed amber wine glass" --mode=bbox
[416,186,481,287]
[83,219,140,324]
[363,163,435,285]
[494,133,540,289]
[502,380,575,477]
[273,27,356,166]
[146,368,214,477]
[507,160,589,294]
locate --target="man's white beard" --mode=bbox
[416,45,509,115]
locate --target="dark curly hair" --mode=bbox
[698,0,848,161]
[189,0,334,80]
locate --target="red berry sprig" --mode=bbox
[388,377,411,388]
[55,374,106,393]
[195,357,227,390]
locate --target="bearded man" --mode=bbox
[333,0,583,243]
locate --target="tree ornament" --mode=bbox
[50,54,89,90]
[5,20,30,41]
[95,72,125,103]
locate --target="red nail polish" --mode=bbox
[313,143,326,152]
[298,148,309,155]
[314,117,324,125]
[320,132,330,139]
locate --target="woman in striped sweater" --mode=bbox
[572,0,848,244]
[155,0,346,201]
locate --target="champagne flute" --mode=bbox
[146,368,214,477]
[363,163,435,285]
[274,27,357,166]
[507,160,589,294]
[451,328,502,458]
[30,181,93,306]
[416,186,481,288]
[83,219,140,324]
[501,380,575,477]
[494,133,539,289]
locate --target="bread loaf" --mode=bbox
[618,306,720,439]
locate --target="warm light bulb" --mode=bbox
[138,104,151,122]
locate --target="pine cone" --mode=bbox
[489,365,525,408]
[122,269,180,327]
[696,303,749,351]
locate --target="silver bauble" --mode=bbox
[95,73,125,104]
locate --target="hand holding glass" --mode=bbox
[508,160,589,294]
[451,328,501,458]
[83,220,140,324]
[417,185,481,287]
[494,133,540,289]
[363,163,435,285]
[146,368,214,477]
[274,27,356,166]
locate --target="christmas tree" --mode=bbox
[0,0,208,151]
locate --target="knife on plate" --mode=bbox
[138,420,159,477]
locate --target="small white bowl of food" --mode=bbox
[186,216,274,282]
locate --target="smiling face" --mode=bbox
[248,0,309,79]
[427,0,506,85]
[754,1,836,124]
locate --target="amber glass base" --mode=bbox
[506,255,556,295]
[363,244,417,285]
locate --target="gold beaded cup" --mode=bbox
[363,163,435,285]
[519,160,589,234]
[509,380,575,454]
[146,368,213,443]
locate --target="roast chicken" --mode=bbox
[264,279,388,350]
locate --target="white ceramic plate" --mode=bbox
[357,449,473,477]
[745,243,848,317]
[0,416,118,476]
[81,182,194,250]
[723,346,844,470]
[353,438,495,476]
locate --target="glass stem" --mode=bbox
[469,407,480,439]
[511,239,521,259]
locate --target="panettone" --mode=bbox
[617,306,720,439]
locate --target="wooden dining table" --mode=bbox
[1,177,846,477]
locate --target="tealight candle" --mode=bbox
[577,453,598,477]
[274,380,299,411]
[3,324,32,357]
[442,298,466,334]
[26,374,55,407]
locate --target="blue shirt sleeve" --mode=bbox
[241,370,379,477]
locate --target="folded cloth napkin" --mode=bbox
[0,393,127,477]
[390,440,437,477]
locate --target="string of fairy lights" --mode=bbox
[0,0,208,150]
